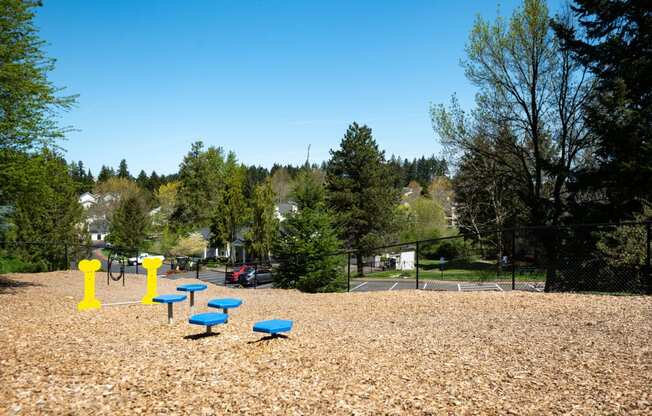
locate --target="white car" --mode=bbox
[127,253,165,266]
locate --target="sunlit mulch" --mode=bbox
[0,271,650,415]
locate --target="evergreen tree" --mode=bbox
[97,165,115,182]
[326,122,400,275]
[117,159,130,179]
[84,168,94,191]
[107,194,150,250]
[5,150,85,268]
[174,141,225,229]
[136,169,149,189]
[209,152,249,251]
[273,171,344,292]
[552,1,652,219]
[0,0,81,269]
[245,178,278,262]
[244,165,270,199]
[147,171,161,193]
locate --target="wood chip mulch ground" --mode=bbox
[0,271,650,415]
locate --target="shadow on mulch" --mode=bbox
[0,276,43,295]
[247,334,289,344]
[184,332,221,340]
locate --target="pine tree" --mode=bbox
[209,152,248,251]
[273,171,344,292]
[136,169,149,189]
[117,159,130,179]
[326,122,400,275]
[148,171,161,192]
[175,141,225,229]
[97,165,114,182]
[245,178,278,262]
[0,0,82,269]
[7,150,85,268]
[107,194,150,250]
[552,0,652,219]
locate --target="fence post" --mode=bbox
[646,222,651,295]
[135,248,139,275]
[254,263,258,289]
[415,241,420,290]
[511,230,516,291]
[196,257,200,279]
[224,262,228,287]
[64,243,69,270]
[347,252,351,292]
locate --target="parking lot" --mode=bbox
[94,249,543,292]
[163,270,543,292]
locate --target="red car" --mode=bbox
[227,265,253,283]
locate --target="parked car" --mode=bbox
[127,253,165,266]
[173,256,197,271]
[238,267,273,287]
[227,265,252,284]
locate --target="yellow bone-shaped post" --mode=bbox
[78,259,102,311]
[141,257,163,305]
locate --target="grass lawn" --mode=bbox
[365,258,546,281]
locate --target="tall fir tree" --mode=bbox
[136,169,149,189]
[0,0,82,269]
[174,141,225,229]
[6,151,85,268]
[209,152,249,253]
[552,1,652,220]
[107,194,150,250]
[117,159,130,179]
[148,171,161,193]
[245,177,278,262]
[97,165,115,183]
[326,122,400,275]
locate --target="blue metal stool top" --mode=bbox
[208,298,242,310]
[189,312,228,327]
[177,284,208,292]
[253,319,293,335]
[153,294,187,303]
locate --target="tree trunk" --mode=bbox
[542,229,560,292]
[356,252,364,277]
[496,231,503,275]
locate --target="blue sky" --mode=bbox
[37,0,564,175]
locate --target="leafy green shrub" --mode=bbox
[421,238,468,260]
[0,257,48,274]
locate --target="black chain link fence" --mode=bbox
[2,222,650,294]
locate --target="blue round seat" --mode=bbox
[153,294,187,303]
[253,319,293,336]
[208,298,242,311]
[177,284,208,292]
[189,312,228,327]
[208,298,242,322]
[188,312,228,335]
[177,284,208,308]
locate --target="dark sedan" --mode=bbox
[238,267,273,287]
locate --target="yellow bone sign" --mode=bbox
[141,257,163,305]
[77,259,102,311]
